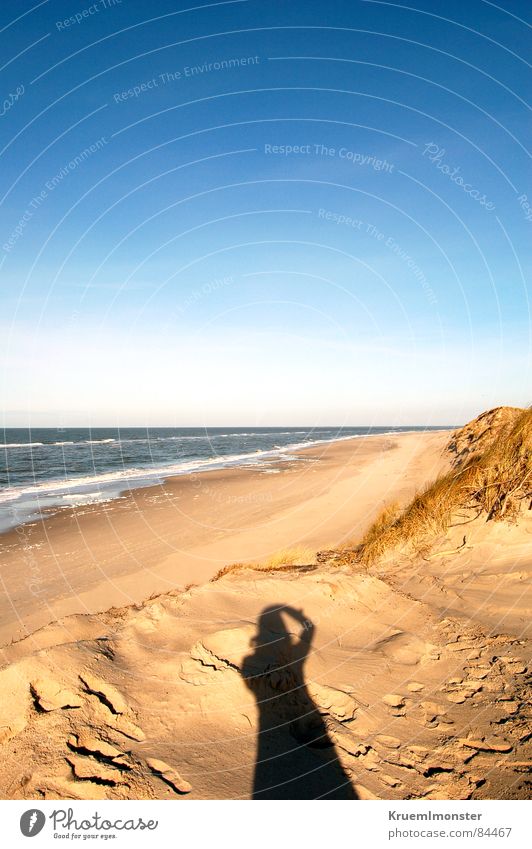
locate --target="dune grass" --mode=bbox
[351,407,532,566]
[211,546,316,582]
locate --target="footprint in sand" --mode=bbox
[68,732,127,761]
[146,758,192,794]
[110,715,146,742]
[78,672,127,714]
[66,754,126,785]
[374,734,401,749]
[375,632,429,666]
[30,679,82,712]
[382,693,405,708]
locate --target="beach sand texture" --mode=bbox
[0,411,530,800]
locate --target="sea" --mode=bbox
[0,425,446,533]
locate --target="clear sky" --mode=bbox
[1,0,530,427]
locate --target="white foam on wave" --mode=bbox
[60,491,114,506]
[1,442,44,448]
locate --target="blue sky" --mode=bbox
[1,0,530,426]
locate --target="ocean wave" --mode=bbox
[3,438,117,449]
[1,432,319,450]
[1,442,44,448]
[160,431,311,440]
[160,433,264,440]
[160,435,205,441]
[60,491,114,506]
[214,430,309,438]
[0,468,145,504]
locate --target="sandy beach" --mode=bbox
[0,408,530,801]
[0,430,448,648]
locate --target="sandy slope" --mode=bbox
[374,515,532,639]
[0,550,529,801]
[0,422,530,801]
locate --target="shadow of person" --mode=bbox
[242,604,358,799]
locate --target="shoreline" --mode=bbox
[0,429,451,648]
[0,426,451,536]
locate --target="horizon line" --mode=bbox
[2,423,458,429]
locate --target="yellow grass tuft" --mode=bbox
[211,546,316,582]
